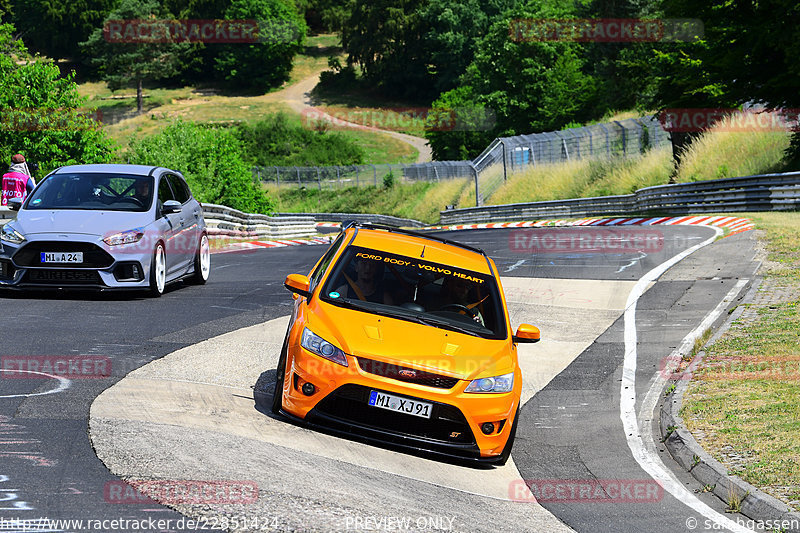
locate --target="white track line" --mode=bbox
[620,225,753,532]
[0,369,71,399]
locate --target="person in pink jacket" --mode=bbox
[2,154,36,207]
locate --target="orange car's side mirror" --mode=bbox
[513,324,540,343]
[284,274,311,298]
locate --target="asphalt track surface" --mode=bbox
[0,225,759,533]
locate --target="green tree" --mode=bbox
[424,86,495,160]
[302,0,351,33]
[339,0,512,101]
[213,0,306,91]
[425,0,597,158]
[341,0,426,99]
[654,0,800,166]
[12,0,114,59]
[128,121,275,214]
[81,0,193,113]
[418,0,514,96]
[0,24,114,173]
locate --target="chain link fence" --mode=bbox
[254,116,670,205]
[255,161,474,190]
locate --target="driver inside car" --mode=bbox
[436,276,486,326]
[134,179,151,205]
[336,255,394,305]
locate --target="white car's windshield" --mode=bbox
[25,173,153,212]
[321,246,507,339]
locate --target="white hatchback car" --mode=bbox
[0,164,210,296]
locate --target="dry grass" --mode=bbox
[676,113,792,182]
[683,211,800,511]
[487,147,673,205]
[406,178,471,222]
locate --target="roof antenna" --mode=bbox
[420,245,425,258]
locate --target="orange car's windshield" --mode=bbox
[320,246,507,339]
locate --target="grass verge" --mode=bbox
[267,178,470,224]
[681,211,800,511]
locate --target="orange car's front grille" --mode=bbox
[356,357,460,389]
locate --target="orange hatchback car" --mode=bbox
[273,223,540,464]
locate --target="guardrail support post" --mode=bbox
[500,140,507,181]
[471,163,481,207]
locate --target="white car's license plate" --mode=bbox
[40,252,83,263]
[368,390,432,419]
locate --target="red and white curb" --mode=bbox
[423,215,755,237]
[216,216,754,254]
[211,236,331,254]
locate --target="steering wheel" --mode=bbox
[120,197,144,207]
[439,303,479,318]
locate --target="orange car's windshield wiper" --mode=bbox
[386,311,482,338]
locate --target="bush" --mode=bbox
[235,113,364,166]
[127,121,274,214]
[0,24,115,174]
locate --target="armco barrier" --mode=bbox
[0,203,318,240]
[439,171,800,224]
[275,212,426,228]
[202,204,316,240]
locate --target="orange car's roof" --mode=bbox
[347,227,492,275]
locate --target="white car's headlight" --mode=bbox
[464,372,514,393]
[103,229,144,246]
[301,328,348,367]
[0,223,25,244]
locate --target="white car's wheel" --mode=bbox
[149,243,166,297]
[190,233,210,284]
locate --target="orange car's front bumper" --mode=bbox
[279,344,521,461]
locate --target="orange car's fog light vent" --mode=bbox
[481,420,507,435]
[294,373,317,396]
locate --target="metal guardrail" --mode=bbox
[0,204,320,241]
[439,171,800,224]
[275,212,426,228]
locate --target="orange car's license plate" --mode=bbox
[368,390,432,419]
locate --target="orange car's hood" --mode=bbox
[310,304,514,380]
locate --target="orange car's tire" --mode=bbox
[271,340,288,414]
[495,407,519,466]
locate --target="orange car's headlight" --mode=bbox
[464,372,514,393]
[301,328,348,367]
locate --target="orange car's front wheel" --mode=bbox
[272,339,289,414]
